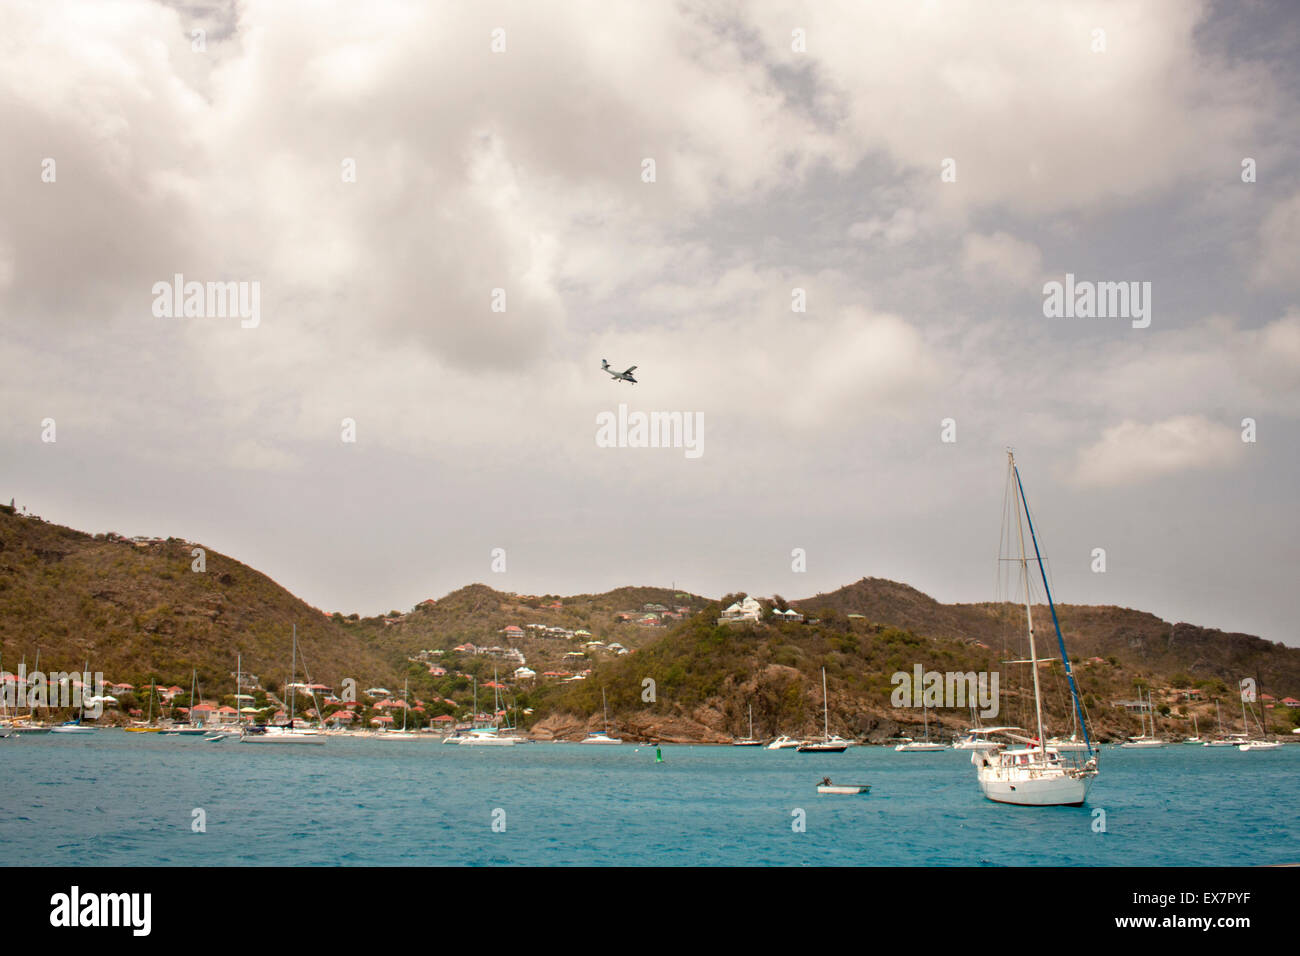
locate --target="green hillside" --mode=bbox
[2,507,1295,741]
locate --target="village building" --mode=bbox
[718,595,763,624]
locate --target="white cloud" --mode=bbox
[1071,415,1243,487]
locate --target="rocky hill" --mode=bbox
[2,508,1295,741]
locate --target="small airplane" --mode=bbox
[601,359,637,383]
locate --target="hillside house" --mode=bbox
[718,596,763,624]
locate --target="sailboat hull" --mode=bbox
[239,730,325,745]
[976,766,1094,806]
[457,734,518,746]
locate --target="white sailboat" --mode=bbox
[1203,699,1240,747]
[732,704,764,746]
[1047,701,1090,751]
[1182,713,1204,744]
[895,697,947,751]
[457,675,517,745]
[163,670,210,735]
[1120,689,1166,748]
[376,679,420,740]
[972,453,1098,807]
[953,703,1007,751]
[0,652,12,737]
[241,627,325,745]
[50,659,98,734]
[1238,688,1282,750]
[580,687,622,744]
[797,668,852,752]
[202,657,244,741]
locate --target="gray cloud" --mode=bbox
[2,0,1298,643]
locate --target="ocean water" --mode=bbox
[2,732,1296,866]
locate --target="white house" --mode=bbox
[719,595,763,624]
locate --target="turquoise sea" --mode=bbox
[2,732,1296,866]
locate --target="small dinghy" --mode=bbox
[816,777,869,794]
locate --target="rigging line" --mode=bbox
[1014,462,1096,756]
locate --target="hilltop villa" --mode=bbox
[718,595,763,624]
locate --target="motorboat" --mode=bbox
[816,778,869,794]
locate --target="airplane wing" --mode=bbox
[623,366,637,375]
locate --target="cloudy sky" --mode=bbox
[3,0,1298,644]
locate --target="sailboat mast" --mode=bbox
[822,668,829,739]
[1010,456,1047,750]
[1012,455,1094,754]
[290,624,297,723]
[603,687,610,734]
